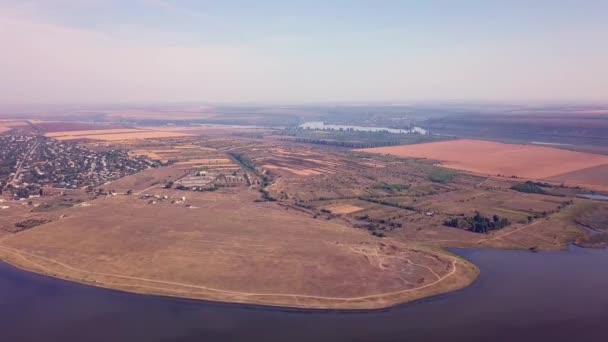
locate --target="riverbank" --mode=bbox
[2,246,607,342]
[0,240,478,310]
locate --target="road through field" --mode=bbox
[10,140,38,185]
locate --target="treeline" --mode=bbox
[511,181,550,194]
[359,197,417,211]
[444,212,511,233]
[229,152,276,200]
[276,136,406,148]
[371,183,410,192]
[229,152,256,171]
[428,169,455,183]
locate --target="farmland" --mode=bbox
[0,120,31,134]
[45,128,191,141]
[358,139,608,182]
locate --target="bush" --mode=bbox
[445,211,511,233]
[371,231,385,238]
[429,169,455,183]
[511,181,546,194]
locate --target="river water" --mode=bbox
[578,194,608,201]
[1,246,607,342]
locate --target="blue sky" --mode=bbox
[0,0,606,103]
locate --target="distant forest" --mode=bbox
[276,127,446,148]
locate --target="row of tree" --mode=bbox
[444,212,511,233]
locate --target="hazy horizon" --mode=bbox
[1,0,607,104]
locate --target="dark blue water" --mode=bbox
[1,246,607,342]
[578,194,608,201]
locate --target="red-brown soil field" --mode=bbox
[547,164,608,191]
[358,139,608,181]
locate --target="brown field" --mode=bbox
[0,120,29,133]
[323,203,365,214]
[46,128,146,137]
[0,188,476,309]
[128,149,181,162]
[60,131,190,141]
[46,129,191,141]
[574,202,608,231]
[101,166,187,193]
[392,188,566,223]
[253,147,352,178]
[358,139,608,180]
[175,158,233,165]
[174,158,239,171]
[124,140,242,172]
[262,164,324,176]
[547,164,608,190]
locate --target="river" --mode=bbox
[1,246,607,342]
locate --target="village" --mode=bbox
[0,135,157,199]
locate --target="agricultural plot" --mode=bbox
[358,139,608,181]
[547,164,608,191]
[0,120,30,133]
[175,158,240,171]
[255,147,340,177]
[46,129,191,141]
[322,203,366,214]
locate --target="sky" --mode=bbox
[0,0,607,104]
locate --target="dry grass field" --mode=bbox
[125,140,243,173]
[174,158,239,170]
[0,120,30,133]
[46,128,148,137]
[46,128,191,141]
[0,188,477,309]
[141,125,272,137]
[358,139,608,181]
[573,202,608,231]
[255,147,341,177]
[322,203,365,214]
[101,166,187,193]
